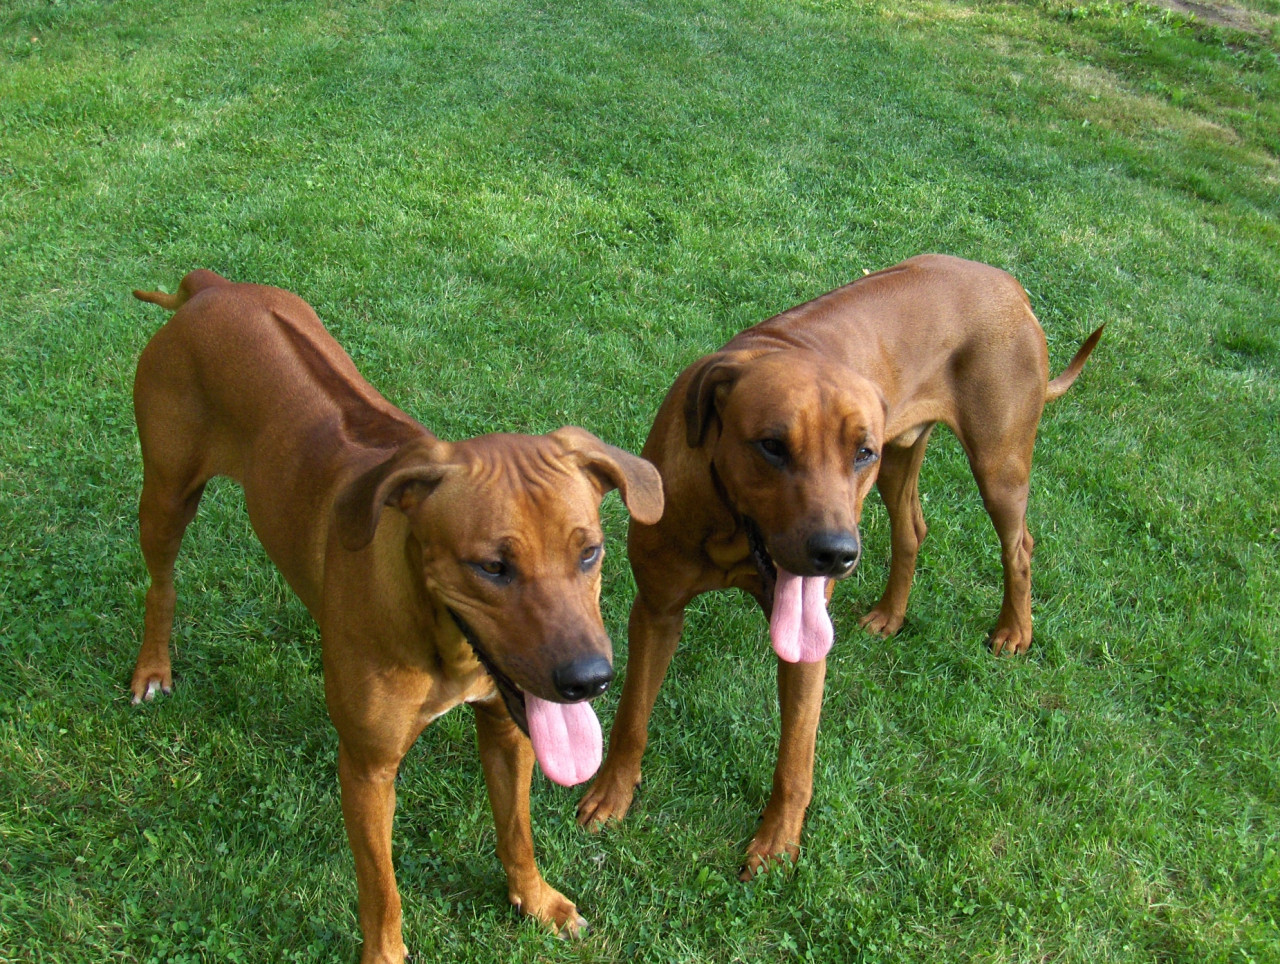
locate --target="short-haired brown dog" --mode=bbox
[128,271,663,962]
[578,253,1103,878]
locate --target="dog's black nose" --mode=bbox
[807,530,861,576]
[552,655,614,702]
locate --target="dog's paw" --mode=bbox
[989,625,1032,656]
[858,607,904,637]
[739,839,800,882]
[739,805,804,882]
[558,911,588,939]
[358,939,409,963]
[129,672,172,704]
[575,770,638,830]
[510,883,587,938]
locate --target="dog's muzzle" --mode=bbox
[805,529,861,577]
[552,656,613,702]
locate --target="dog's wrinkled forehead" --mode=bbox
[725,353,884,440]
[438,434,601,536]
[456,433,576,484]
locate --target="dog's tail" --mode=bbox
[1046,324,1105,402]
[133,269,230,312]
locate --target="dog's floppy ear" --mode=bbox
[551,427,664,526]
[683,350,760,448]
[334,436,455,551]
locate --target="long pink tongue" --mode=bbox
[525,694,603,787]
[769,568,834,663]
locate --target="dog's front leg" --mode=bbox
[741,656,827,880]
[473,698,586,936]
[338,741,408,964]
[577,592,686,829]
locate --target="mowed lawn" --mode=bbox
[1,1,1277,961]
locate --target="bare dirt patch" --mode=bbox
[1151,0,1273,34]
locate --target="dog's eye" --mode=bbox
[855,447,879,468]
[755,438,788,467]
[474,560,511,583]
[580,545,603,570]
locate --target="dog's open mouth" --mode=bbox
[451,609,530,731]
[449,610,603,787]
[742,517,835,664]
[744,517,779,615]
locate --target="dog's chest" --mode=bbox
[418,660,496,726]
[412,634,496,724]
[704,530,764,595]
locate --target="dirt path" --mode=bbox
[1151,0,1273,34]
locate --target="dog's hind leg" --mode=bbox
[131,463,207,702]
[859,425,934,637]
[130,346,215,702]
[976,471,1035,656]
[963,426,1038,656]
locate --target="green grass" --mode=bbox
[2,0,1277,961]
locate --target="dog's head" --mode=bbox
[334,426,663,785]
[683,348,884,660]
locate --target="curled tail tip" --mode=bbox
[132,270,228,311]
[1046,323,1106,402]
[1081,322,1107,346]
[132,288,181,309]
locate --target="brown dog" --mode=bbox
[128,271,663,962]
[578,254,1103,877]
